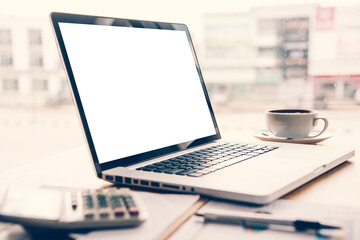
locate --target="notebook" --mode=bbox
[50,12,354,204]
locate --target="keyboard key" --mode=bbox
[193,165,205,170]
[176,169,197,175]
[195,170,211,175]
[229,153,244,157]
[187,172,204,177]
[211,159,225,164]
[246,152,261,156]
[164,168,184,174]
[206,166,221,172]
[141,168,153,171]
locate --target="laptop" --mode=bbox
[50,12,354,204]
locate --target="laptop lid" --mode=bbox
[50,12,221,178]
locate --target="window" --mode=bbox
[1,51,13,66]
[28,29,42,46]
[30,51,43,67]
[0,29,11,46]
[32,79,48,91]
[2,78,18,91]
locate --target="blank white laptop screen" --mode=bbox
[59,23,217,164]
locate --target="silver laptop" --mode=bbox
[50,12,354,204]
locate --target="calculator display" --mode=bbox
[0,187,62,221]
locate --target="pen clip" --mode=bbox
[195,212,204,217]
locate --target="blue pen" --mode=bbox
[195,211,341,231]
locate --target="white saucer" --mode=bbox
[253,129,332,144]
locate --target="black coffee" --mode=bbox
[270,109,311,114]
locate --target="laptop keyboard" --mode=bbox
[136,143,278,177]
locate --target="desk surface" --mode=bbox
[0,133,358,239]
[0,143,358,239]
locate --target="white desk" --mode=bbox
[0,133,358,239]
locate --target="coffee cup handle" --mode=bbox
[308,117,329,138]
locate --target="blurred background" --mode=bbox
[1,0,360,172]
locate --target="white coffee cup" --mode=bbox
[265,109,328,139]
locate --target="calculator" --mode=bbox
[0,186,148,230]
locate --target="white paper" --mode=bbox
[171,199,360,240]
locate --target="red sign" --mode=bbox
[316,7,335,31]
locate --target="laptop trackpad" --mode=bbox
[207,156,324,195]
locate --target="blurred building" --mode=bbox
[0,17,70,107]
[201,4,360,107]
[1,6,360,109]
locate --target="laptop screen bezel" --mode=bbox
[50,12,221,177]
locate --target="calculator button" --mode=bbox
[71,192,78,210]
[128,206,139,216]
[97,194,108,208]
[111,196,122,208]
[83,195,94,209]
[99,212,110,218]
[79,188,145,226]
[114,207,126,217]
[84,213,94,219]
[123,196,136,207]
[72,204,78,210]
